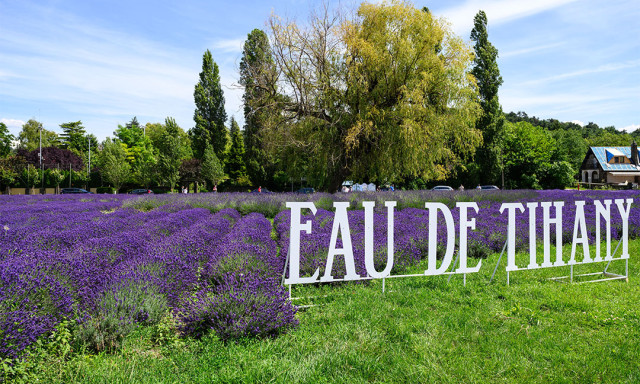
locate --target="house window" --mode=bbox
[615,157,620,163]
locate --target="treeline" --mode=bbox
[0,117,226,193]
[490,112,639,189]
[0,1,636,193]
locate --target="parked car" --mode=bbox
[431,185,453,191]
[296,187,315,194]
[61,188,92,194]
[251,188,273,194]
[480,185,500,190]
[129,189,154,194]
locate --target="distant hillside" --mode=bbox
[505,111,640,140]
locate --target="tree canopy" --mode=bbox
[17,120,59,151]
[99,139,131,192]
[240,28,278,187]
[226,117,247,183]
[258,0,481,191]
[0,122,14,158]
[192,50,228,160]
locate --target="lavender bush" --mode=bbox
[176,272,297,340]
[1,189,639,361]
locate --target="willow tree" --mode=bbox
[260,1,481,191]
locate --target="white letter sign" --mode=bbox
[285,202,319,284]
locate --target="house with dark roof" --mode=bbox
[580,142,640,186]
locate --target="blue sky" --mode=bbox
[1,0,638,141]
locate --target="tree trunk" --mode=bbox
[326,167,349,193]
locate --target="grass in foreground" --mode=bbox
[17,241,640,383]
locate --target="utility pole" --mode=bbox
[87,137,91,190]
[39,124,42,167]
[39,124,44,194]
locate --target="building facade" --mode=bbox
[580,142,640,186]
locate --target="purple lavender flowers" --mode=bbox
[1,190,638,360]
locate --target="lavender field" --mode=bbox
[1,189,639,367]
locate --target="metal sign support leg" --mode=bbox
[490,240,509,284]
[447,251,461,283]
[549,237,629,284]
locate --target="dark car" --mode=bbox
[251,188,273,194]
[129,189,154,194]
[61,188,92,194]
[296,187,315,194]
[480,185,500,190]
[431,185,453,191]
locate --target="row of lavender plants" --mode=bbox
[0,195,295,362]
[2,189,639,362]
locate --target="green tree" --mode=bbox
[503,121,555,189]
[99,139,131,193]
[0,157,18,193]
[239,28,278,186]
[0,122,15,157]
[201,143,225,188]
[48,168,66,194]
[226,117,247,183]
[192,50,228,160]
[21,164,39,190]
[146,121,192,160]
[114,117,155,186]
[113,117,150,162]
[586,131,633,147]
[59,121,86,151]
[470,10,505,186]
[17,120,59,151]
[262,1,481,191]
[550,129,588,172]
[539,161,575,189]
[113,117,146,149]
[157,118,184,192]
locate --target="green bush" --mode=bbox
[96,187,115,194]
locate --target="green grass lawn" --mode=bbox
[27,241,640,383]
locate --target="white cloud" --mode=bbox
[621,124,640,133]
[211,38,245,53]
[500,43,564,59]
[0,118,25,129]
[437,0,578,35]
[0,6,201,138]
[571,120,585,127]
[518,60,640,86]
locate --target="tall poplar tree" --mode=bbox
[471,10,505,185]
[192,49,227,160]
[239,29,277,186]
